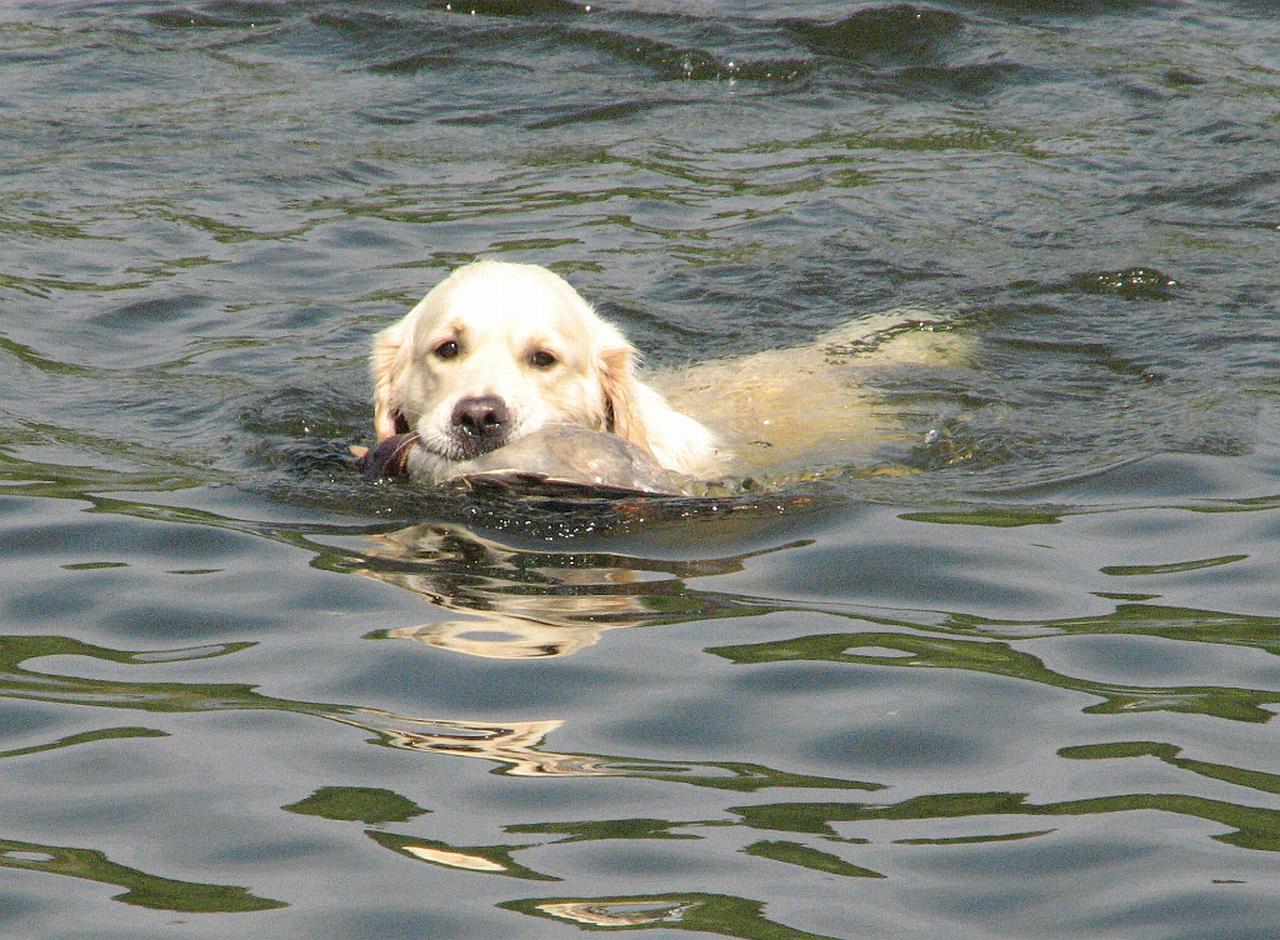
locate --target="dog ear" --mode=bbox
[598,340,654,457]
[597,323,723,478]
[371,319,413,441]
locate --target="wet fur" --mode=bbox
[371,261,724,478]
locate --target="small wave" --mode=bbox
[146,9,265,30]
[1068,267,1179,301]
[784,4,965,63]
[1132,168,1280,214]
[428,0,592,16]
[572,29,808,83]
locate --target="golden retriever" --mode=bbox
[371,260,726,479]
[371,260,972,486]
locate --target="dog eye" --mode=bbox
[529,350,557,369]
[434,340,460,360]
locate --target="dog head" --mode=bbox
[371,260,652,461]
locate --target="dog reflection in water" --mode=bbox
[338,709,610,778]
[535,900,695,928]
[355,522,791,659]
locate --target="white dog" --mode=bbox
[370,260,726,479]
[371,261,972,487]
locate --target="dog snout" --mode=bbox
[451,395,511,456]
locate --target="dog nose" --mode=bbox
[451,395,510,445]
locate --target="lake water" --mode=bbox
[3,2,1280,937]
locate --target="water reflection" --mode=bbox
[1059,741,1280,798]
[368,830,558,882]
[712,629,1280,722]
[0,631,871,791]
[727,787,1280,853]
[344,712,607,777]
[291,758,1280,926]
[0,725,166,758]
[282,786,429,825]
[355,522,812,659]
[531,898,694,927]
[743,839,885,879]
[0,836,284,913]
[502,891,841,939]
[6,493,1280,928]
[5,591,1280,922]
[346,706,875,792]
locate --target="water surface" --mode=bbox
[2,2,1279,937]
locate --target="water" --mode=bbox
[3,1,1279,937]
